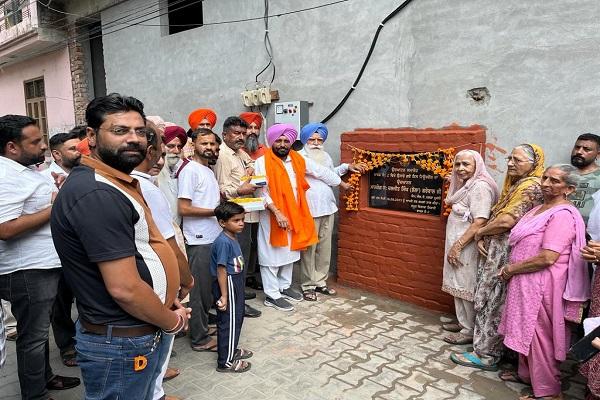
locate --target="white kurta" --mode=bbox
[254,153,341,267]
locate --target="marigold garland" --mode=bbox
[344,146,456,213]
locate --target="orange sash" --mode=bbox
[264,149,317,250]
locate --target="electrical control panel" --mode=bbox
[273,101,309,135]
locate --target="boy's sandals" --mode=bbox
[499,370,529,385]
[163,367,180,381]
[450,352,499,371]
[442,323,462,332]
[191,338,218,352]
[518,395,562,400]
[315,286,337,296]
[443,333,473,345]
[216,359,251,373]
[234,348,254,360]
[302,289,318,302]
[61,349,78,367]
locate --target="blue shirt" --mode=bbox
[210,231,244,276]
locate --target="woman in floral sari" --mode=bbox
[498,164,589,400]
[451,144,544,370]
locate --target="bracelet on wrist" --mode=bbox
[163,314,184,335]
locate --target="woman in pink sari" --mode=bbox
[498,164,591,400]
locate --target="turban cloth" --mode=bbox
[300,122,328,144]
[266,123,298,147]
[188,108,217,130]
[164,125,187,145]
[240,112,263,128]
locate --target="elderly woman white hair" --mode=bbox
[441,149,499,345]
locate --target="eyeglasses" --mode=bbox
[505,156,533,164]
[100,126,148,137]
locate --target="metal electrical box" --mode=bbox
[273,101,309,135]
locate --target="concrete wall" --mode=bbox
[0,47,75,134]
[99,0,600,181]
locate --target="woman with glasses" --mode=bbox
[451,144,544,371]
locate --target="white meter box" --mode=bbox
[273,101,309,135]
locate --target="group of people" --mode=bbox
[0,92,364,400]
[441,135,600,399]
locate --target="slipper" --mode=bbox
[46,375,81,390]
[165,396,182,400]
[499,370,529,385]
[442,323,462,333]
[234,348,253,360]
[315,286,337,296]
[163,367,180,381]
[302,289,318,302]
[443,333,473,345]
[191,338,218,352]
[216,359,251,373]
[450,352,499,371]
[61,349,78,367]
[518,395,562,400]
[208,326,217,336]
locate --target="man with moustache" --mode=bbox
[297,123,365,301]
[213,117,262,318]
[240,112,266,160]
[0,115,80,399]
[254,124,341,311]
[569,133,600,224]
[51,94,189,399]
[40,131,82,367]
[158,125,188,224]
[177,128,222,351]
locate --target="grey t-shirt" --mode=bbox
[570,168,600,224]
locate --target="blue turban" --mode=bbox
[300,122,328,144]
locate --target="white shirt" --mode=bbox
[177,160,221,245]
[0,156,61,274]
[40,161,68,183]
[254,154,341,267]
[299,148,349,218]
[130,170,175,240]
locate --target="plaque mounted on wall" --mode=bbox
[369,157,444,215]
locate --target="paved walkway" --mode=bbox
[0,284,587,399]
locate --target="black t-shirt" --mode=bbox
[50,164,156,326]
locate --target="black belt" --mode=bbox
[80,320,158,337]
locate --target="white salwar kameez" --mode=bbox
[254,153,340,299]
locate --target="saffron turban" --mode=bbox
[164,125,187,145]
[239,112,262,128]
[300,122,328,144]
[266,123,298,147]
[188,108,217,130]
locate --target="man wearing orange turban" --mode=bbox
[239,112,266,160]
[188,108,217,130]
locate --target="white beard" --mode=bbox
[304,145,328,166]
[165,154,181,170]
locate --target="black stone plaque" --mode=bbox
[369,159,444,215]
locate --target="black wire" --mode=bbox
[321,0,415,124]
[255,0,274,83]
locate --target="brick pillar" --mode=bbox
[68,24,89,125]
[337,125,486,313]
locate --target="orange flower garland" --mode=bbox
[344,146,455,212]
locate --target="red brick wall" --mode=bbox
[337,125,486,313]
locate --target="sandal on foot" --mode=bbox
[519,395,562,400]
[165,396,182,400]
[61,349,78,367]
[191,338,218,352]
[234,348,254,360]
[450,352,499,371]
[302,289,317,301]
[46,375,81,390]
[442,323,462,332]
[208,326,218,336]
[216,359,251,373]
[443,333,473,345]
[163,367,180,381]
[315,286,337,296]
[499,370,529,385]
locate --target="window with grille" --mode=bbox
[24,78,48,146]
[3,0,24,30]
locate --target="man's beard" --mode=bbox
[245,134,259,153]
[571,155,594,168]
[274,146,290,158]
[19,150,45,166]
[165,154,181,169]
[304,144,327,166]
[97,143,145,173]
[62,155,82,170]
